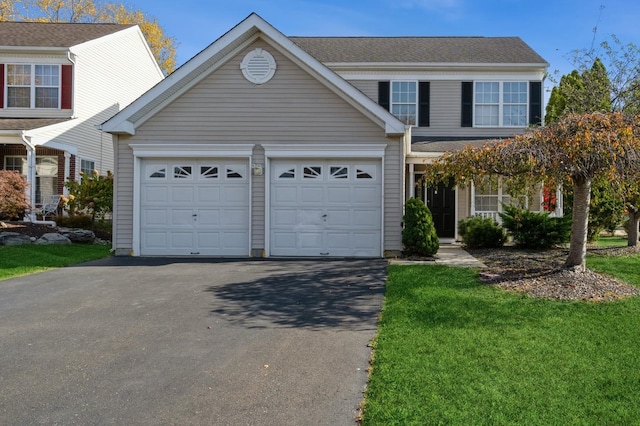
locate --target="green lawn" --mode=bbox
[0,244,112,280]
[593,236,629,247]
[362,256,640,425]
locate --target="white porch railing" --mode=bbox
[474,211,502,224]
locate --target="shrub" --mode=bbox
[63,170,113,222]
[0,170,30,220]
[458,216,506,249]
[55,214,93,228]
[402,198,439,256]
[499,204,571,249]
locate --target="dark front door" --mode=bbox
[424,181,456,238]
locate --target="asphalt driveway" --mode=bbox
[0,257,386,425]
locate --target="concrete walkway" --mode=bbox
[388,244,486,268]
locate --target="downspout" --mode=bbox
[20,131,57,227]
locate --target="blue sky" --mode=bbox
[133,0,640,94]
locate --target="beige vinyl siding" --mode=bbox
[113,137,134,254]
[135,41,384,142]
[348,80,378,102]
[383,138,403,252]
[251,145,265,254]
[115,38,402,255]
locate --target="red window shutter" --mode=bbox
[61,64,73,109]
[0,64,4,108]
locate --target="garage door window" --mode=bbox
[303,166,322,179]
[226,167,244,178]
[201,166,219,178]
[174,166,192,179]
[330,166,348,179]
[357,166,375,179]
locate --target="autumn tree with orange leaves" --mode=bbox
[425,112,640,271]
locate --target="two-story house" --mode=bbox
[0,22,164,211]
[290,36,548,242]
[101,13,548,257]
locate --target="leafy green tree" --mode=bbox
[62,170,113,222]
[402,198,439,256]
[2,0,176,74]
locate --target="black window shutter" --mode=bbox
[529,81,542,126]
[461,81,473,127]
[378,81,390,111]
[418,81,430,127]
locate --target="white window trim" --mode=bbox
[6,64,61,109]
[80,158,96,177]
[473,81,528,128]
[390,80,418,127]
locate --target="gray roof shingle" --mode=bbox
[290,36,547,65]
[0,118,72,131]
[0,21,134,48]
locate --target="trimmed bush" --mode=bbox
[402,198,439,256]
[458,216,506,249]
[499,204,571,249]
[0,170,30,220]
[55,214,93,228]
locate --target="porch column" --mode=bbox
[20,131,37,214]
[470,181,476,216]
[63,151,71,196]
[408,163,415,202]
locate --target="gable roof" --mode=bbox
[291,36,548,66]
[0,22,135,48]
[101,13,407,136]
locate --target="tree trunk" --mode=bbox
[628,208,639,247]
[565,177,591,270]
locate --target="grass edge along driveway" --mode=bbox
[362,258,640,426]
[0,244,111,280]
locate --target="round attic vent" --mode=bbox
[240,48,277,84]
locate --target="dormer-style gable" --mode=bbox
[101,13,406,136]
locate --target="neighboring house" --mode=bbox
[101,13,548,257]
[0,22,164,212]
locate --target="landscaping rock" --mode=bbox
[35,233,72,245]
[59,229,95,244]
[0,232,33,246]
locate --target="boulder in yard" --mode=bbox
[35,233,72,245]
[59,229,95,244]
[0,232,33,246]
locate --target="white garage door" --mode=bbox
[140,160,250,256]
[270,160,382,257]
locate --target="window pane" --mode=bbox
[7,87,30,108]
[35,87,59,108]
[7,64,30,85]
[35,65,59,86]
[475,105,499,126]
[476,82,499,103]
[503,105,526,126]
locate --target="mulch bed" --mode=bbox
[467,246,640,302]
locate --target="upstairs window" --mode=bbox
[6,64,60,109]
[474,81,528,127]
[391,81,417,126]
